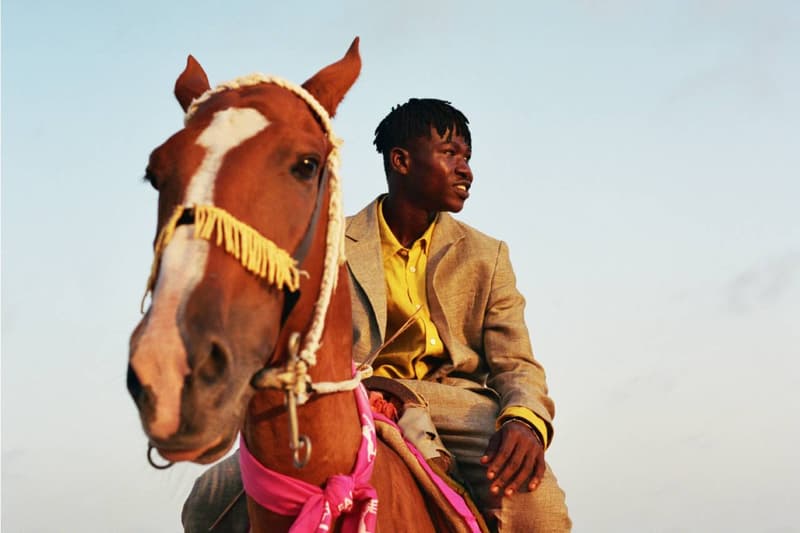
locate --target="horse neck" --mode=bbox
[243,181,362,486]
[244,269,361,484]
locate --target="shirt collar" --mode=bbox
[377,197,437,255]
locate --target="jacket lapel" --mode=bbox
[427,213,465,362]
[345,198,387,339]
[428,212,465,270]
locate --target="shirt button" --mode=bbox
[409,266,417,273]
[430,338,437,345]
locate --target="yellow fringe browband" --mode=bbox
[143,204,304,309]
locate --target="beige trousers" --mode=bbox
[396,379,571,532]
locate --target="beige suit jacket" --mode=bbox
[345,197,555,431]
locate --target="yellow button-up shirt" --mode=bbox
[373,202,447,379]
[373,200,550,447]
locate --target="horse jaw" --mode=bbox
[175,55,211,112]
[301,37,361,118]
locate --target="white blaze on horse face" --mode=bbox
[132,225,207,439]
[187,107,270,202]
[131,107,270,440]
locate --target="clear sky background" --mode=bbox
[2,1,798,531]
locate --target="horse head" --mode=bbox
[127,39,361,465]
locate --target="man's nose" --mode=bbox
[457,157,472,180]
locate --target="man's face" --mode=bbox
[401,126,473,213]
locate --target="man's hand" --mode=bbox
[480,419,545,497]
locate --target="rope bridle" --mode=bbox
[143,74,371,469]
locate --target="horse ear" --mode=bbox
[175,55,211,112]
[302,37,361,118]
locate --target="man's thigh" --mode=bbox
[397,379,571,532]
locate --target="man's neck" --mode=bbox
[381,196,437,248]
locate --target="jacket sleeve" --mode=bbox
[483,241,556,439]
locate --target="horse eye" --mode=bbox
[291,156,320,181]
[143,170,160,191]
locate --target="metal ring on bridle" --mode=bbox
[147,444,175,470]
[292,435,312,469]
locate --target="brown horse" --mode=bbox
[126,39,441,531]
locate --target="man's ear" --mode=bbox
[390,147,410,175]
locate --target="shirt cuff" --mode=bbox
[496,406,551,449]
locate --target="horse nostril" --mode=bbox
[196,342,229,385]
[127,364,143,401]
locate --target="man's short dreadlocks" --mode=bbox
[373,98,471,174]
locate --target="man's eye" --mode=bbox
[291,156,320,180]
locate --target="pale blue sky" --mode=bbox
[2,1,799,531]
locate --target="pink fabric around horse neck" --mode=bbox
[238,384,378,533]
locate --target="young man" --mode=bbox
[345,98,570,531]
[183,99,570,532]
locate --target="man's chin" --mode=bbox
[446,200,466,213]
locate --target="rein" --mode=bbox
[142,74,371,469]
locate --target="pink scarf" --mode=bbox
[238,384,379,533]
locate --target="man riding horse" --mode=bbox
[183,97,571,532]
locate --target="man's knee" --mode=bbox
[182,453,248,532]
[491,465,571,533]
